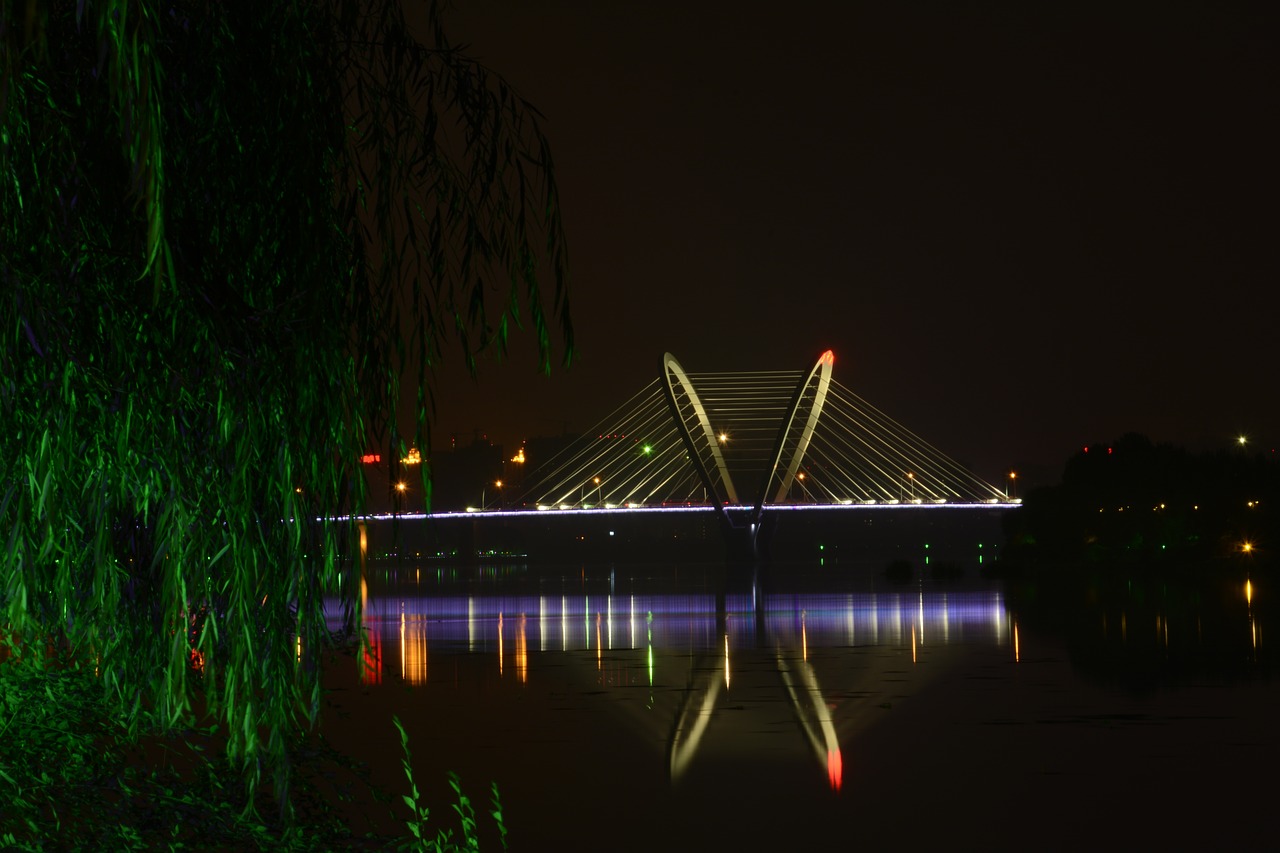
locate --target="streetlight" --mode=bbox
[1008,471,1017,500]
[906,471,915,501]
[395,481,407,515]
[593,476,602,505]
[495,480,503,510]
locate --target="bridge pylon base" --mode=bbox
[719,511,777,563]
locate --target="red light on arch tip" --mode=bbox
[819,350,835,367]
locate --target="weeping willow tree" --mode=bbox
[0,0,571,815]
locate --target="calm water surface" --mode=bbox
[321,558,1275,851]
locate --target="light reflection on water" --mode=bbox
[319,561,1273,850]
[330,585,1014,675]
[326,564,1020,802]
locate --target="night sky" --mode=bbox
[427,1,1277,488]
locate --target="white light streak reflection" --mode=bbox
[724,633,731,690]
[918,593,925,646]
[468,597,475,651]
[331,589,1016,672]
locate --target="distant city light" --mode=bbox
[360,453,381,464]
[512,448,526,464]
[402,448,422,465]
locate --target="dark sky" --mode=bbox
[428,1,1278,488]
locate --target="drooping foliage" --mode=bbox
[0,0,571,813]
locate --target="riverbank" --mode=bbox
[0,646,489,851]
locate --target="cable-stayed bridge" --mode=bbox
[524,351,1008,510]
[505,350,1015,559]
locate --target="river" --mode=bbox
[320,552,1274,851]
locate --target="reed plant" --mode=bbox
[394,716,508,852]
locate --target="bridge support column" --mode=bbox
[720,511,778,562]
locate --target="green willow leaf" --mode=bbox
[1,0,571,821]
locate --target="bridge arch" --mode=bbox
[660,352,739,507]
[757,350,835,514]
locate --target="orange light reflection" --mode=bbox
[827,749,843,791]
[400,609,427,685]
[516,615,528,683]
[801,610,808,662]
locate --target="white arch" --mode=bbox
[660,352,739,505]
[767,350,835,506]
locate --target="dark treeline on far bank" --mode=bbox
[1003,433,1277,571]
